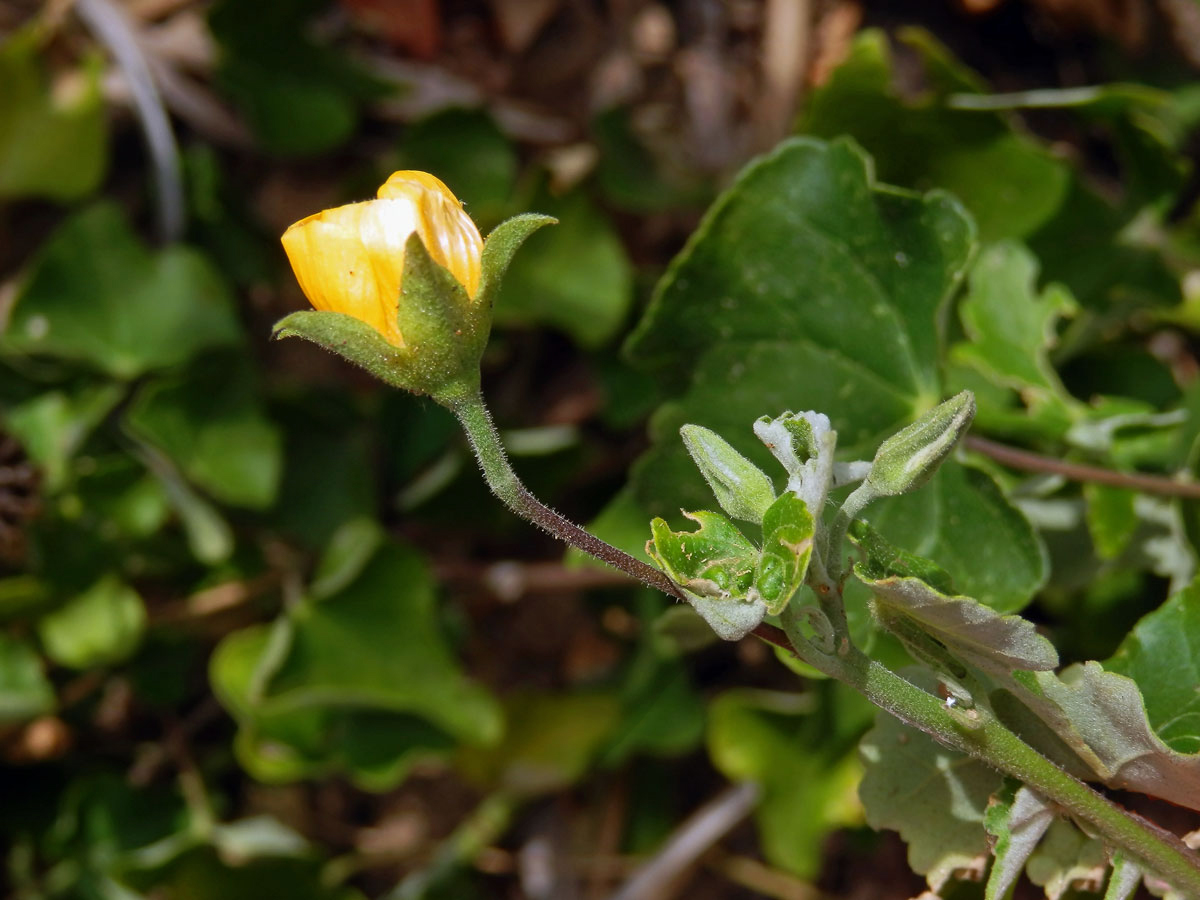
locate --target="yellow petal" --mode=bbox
[378,171,484,298]
[281,201,409,347]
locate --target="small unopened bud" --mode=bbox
[680,425,776,523]
[866,391,975,497]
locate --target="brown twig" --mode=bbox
[965,435,1200,499]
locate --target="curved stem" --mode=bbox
[778,606,1200,896]
[450,390,688,602]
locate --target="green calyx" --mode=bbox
[272,214,555,407]
[865,391,976,498]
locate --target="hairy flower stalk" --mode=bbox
[276,171,684,598]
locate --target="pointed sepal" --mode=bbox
[865,390,975,498]
[272,310,418,392]
[680,424,776,523]
[477,213,557,310]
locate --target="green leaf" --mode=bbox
[866,460,1047,613]
[309,518,385,599]
[0,28,107,201]
[800,29,1069,242]
[647,511,756,595]
[646,510,763,640]
[0,632,54,723]
[983,781,1055,900]
[1107,582,1200,754]
[210,539,501,790]
[124,355,282,509]
[37,574,146,670]
[859,711,999,892]
[708,688,864,878]
[955,242,1077,395]
[3,383,124,491]
[679,424,776,523]
[627,137,969,399]
[952,241,1079,435]
[208,0,382,156]
[1085,484,1140,561]
[848,518,955,594]
[754,492,814,615]
[135,441,235,564]
[3,203,242,378]
[494,190,632,347]
[600,641,704,763]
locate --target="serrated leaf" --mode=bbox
[754,492,814,615]
[952,242,1080,435]
[210,539,501,790]
[859,710,999,892]
[2,203,242,378]
[856,568,1059,677]
[984,782,1055,900]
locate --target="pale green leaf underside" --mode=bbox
[859,711,998,891]
[860,573,1059,675]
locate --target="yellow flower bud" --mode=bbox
[281,171,484,348]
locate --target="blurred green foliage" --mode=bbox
[3,6,1200,899]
